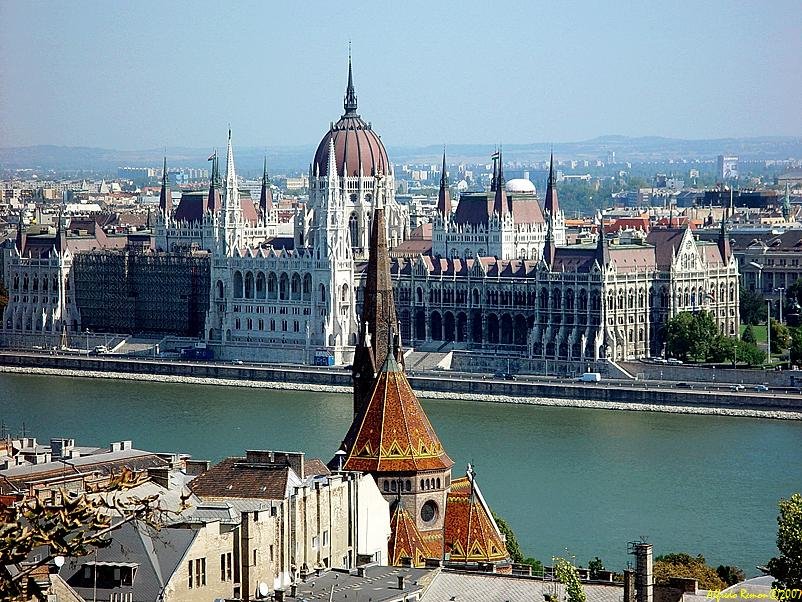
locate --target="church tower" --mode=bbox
[351,186,403,416]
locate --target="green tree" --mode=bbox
[492,511,524,563]
[737,340,767,367]
[716,565,745,586]
[654,552,726,590]
[790,328,802,366]
[524,556,544,575]
[709,336,738,364]
[742,324,757,345]
[588,557,605,579]
[666,311,719,362]
[554,557,587,602]
[767,493,802,589]
[787,279,802,306]
[770,319,791,352]
[740,288,766,326]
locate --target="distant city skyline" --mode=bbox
[1,0,801,150]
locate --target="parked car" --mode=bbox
[753,384,769,392]
[676,382,691,388]
[667,358,683,365]
[579,372,602,383]
[730,384,745,391]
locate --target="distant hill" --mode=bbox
[1,136,801,175]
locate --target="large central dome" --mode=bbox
[313,60,390,178]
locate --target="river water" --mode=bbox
[3,372,800,576]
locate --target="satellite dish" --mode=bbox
[258,582,270,598]
[54,556,65,568]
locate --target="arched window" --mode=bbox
[341,283,349,302]
[349,213,359,247]
[216,280,224,299]
[256,272,266,299]
[268,272,277,299]
[291,273,302,300]
[279,273,289,300]
[303,274,312,300]
[233,271,244,298]
[244,272,254,299]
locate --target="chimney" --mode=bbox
[290,584,297,597]
[397,575,406,590]
[624,569,635,602]
[634,543,653,602]
[185,459,210,476]
[356,566,366,578]
[274,588,285,602]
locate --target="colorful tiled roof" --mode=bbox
[389,505,431,568]
[341,355,453,473]
[443,475,508,564]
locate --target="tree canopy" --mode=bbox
[554,557,587,602]
[740,288,766,326]
[0,470,188,600]
[768,492,802,589]
[667,311,764,365]
[653,552,727,590]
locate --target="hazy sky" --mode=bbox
[1,0,800,150]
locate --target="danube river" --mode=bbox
[3,372,800,575]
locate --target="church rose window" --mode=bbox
[421,500,438,524]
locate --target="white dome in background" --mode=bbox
[505,178,536,194]
[457,179,469,191]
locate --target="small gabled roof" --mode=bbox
[388,504,431,568]
[444,474,508,564]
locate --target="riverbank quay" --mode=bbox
[1,351,801,420]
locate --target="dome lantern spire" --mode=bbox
[344,52,358,116]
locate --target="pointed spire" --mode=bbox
[207,150,219,213]
[225,129,236,190]
[544,210,556,269]
[783,182,791,220]
[544,152,560,216]
[596,216,610,267]
[54,205,67,255]
[343,52,358,116]
[159,155,171,218]
[259,156,273,217]
[718,214,731,262]
[351,190,402,416]
[15,209,26,256]
[490,149,498,192]
[327,136,338,182]
[493,149,510,216]
[437,147,451,217]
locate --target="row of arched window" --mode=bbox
[11,274,64,292]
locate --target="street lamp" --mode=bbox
[776,287,786,324]
[767,300,771,362]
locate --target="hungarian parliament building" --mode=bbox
[1,61,740,371]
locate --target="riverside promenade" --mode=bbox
[2,350,801,420]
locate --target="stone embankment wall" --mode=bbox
[621,361,802,387]
[0,353,800,420]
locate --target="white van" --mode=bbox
[579,372,602,383]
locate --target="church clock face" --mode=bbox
[421,500,438,524]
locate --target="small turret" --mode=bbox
[544,152,560,217]
[493,150,510,217]
[543,210,556,269]
[717,215,731,263]
[15,209,26,256]
[159,156,171,220]
[53,206,67,255]
[343,53,358,116]
[596,218,610,267]
[207,150,220,213]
